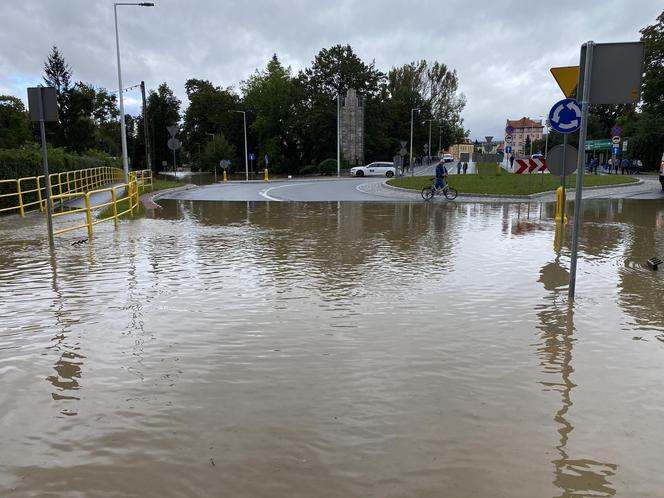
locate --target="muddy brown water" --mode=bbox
[1,199,664,497]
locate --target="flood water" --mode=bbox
[2,199,664,497]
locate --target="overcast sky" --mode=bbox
[0,0,659,140]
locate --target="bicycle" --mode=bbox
[421,179,457,201]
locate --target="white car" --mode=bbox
[351,162,396,178]
[442,154,454,163]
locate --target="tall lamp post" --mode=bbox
[409,108,420,176]
[233,110,249,181]
[114,2,154,182]
[336,92,341,177]
[424,118,435,164]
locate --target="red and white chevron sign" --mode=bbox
[514,158,547,174]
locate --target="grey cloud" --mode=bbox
[0,0,659,139]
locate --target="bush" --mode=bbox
[299,164,320,175]
[318,158,338,176]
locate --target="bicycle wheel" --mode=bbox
[443,186,458,200]
[421,187,435,201]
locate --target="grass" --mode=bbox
[388,172,638,196]
[97,178,186,220]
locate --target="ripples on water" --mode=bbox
[1,199,663,497]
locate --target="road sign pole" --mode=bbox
[569,41,594,301]
[39,116,54,247]
[560,134,567,223]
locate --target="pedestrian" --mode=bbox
[621,157,629,175]
[509,155,514,169]
[463,162,468,174]
[457,161,462,174]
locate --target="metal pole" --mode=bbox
[336,93,340,176]
[173,148,176,176]
[114,4,129,183]
[438,125,442,156]
[40,117,55,247]
[569,41,594,301]
[428,119,432,165]
[560,133,567,222]
[140,81,151,172]
[242,112,248,181]
[409,108,415,176]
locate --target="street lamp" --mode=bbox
[410,108,420,176]
[114,2,154,182]
[423,118,436,164]
[233,110,249,181]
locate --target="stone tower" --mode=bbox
[341,88,364,166]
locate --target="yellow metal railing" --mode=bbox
[49,172,141,238]
[0,167,153,219]
[0,166,128,217]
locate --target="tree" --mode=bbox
[0,96,31,148]
[141,83,181,172]
[43,45,72,96]
[242,55,299,170]
[199,132,236,172]
[180,79,241,169]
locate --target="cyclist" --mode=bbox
[435,161,449,190]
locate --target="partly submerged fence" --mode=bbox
[0,167,153,238]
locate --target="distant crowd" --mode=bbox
[586,157,643,175]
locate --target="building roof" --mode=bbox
[507,117,543,129]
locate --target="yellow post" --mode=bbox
[111,188,119,227]
[84,192,93,239]
[128,180,134,216]
[223,170,228,182]
[37,176,44,211]
[16,180,24,217]
[554,186,567,223]
[264,168,269,182]
[554,220,563,254]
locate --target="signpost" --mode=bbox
[567,40,645,300]
[28,87,58,247]
[248,153,255,176]
[585,139,612,151]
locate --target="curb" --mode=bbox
[382,177,643,201]
[148,184,197,208]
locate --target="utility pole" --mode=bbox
[140,81,151,172]
[337,92,341,177]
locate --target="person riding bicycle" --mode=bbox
[435,161,448,190]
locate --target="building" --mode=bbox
[341,88,364,166]
[506,117,544,156]
[446,140,475,160]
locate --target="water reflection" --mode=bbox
[537,256,618,497]
[45,252,83,416]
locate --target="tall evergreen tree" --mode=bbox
[43,45,72,96]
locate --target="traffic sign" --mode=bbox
[167,125,178,137]
[219,160,230,169]
[505,145,512,154]
[611,126,622,136]
[249,153,255,161]
[622,140,628,151]
[505,134,513,144]
[513,158,546,174]
[505,125,514,134]
[264,154,269,165]
[585,139,612,151]
[546,144,578,176]
[612,135,620,145]
[550,66,580,98]
[167,138,181,150]
[548,98,581,134]
[612,145,620,155]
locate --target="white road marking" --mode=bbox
[259,182,317,201]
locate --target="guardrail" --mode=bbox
[49,172,141,238]
[0,167,153,218]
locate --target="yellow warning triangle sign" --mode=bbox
[550,66,579,98]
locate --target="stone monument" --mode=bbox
[341,88,364,166]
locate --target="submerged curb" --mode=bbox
[146,184,197,209]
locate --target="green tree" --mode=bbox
[43,45,72,97]
[142,83,181,172]
[0,95,32,148]
[242,55,300,170]
[297,45,385,164]
[199,132,237,172]
[180,79,242,169]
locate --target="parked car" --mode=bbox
[350,162,396,178]
[442,154,454,163]
[659,152,664,191]
[531,153,544,159]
